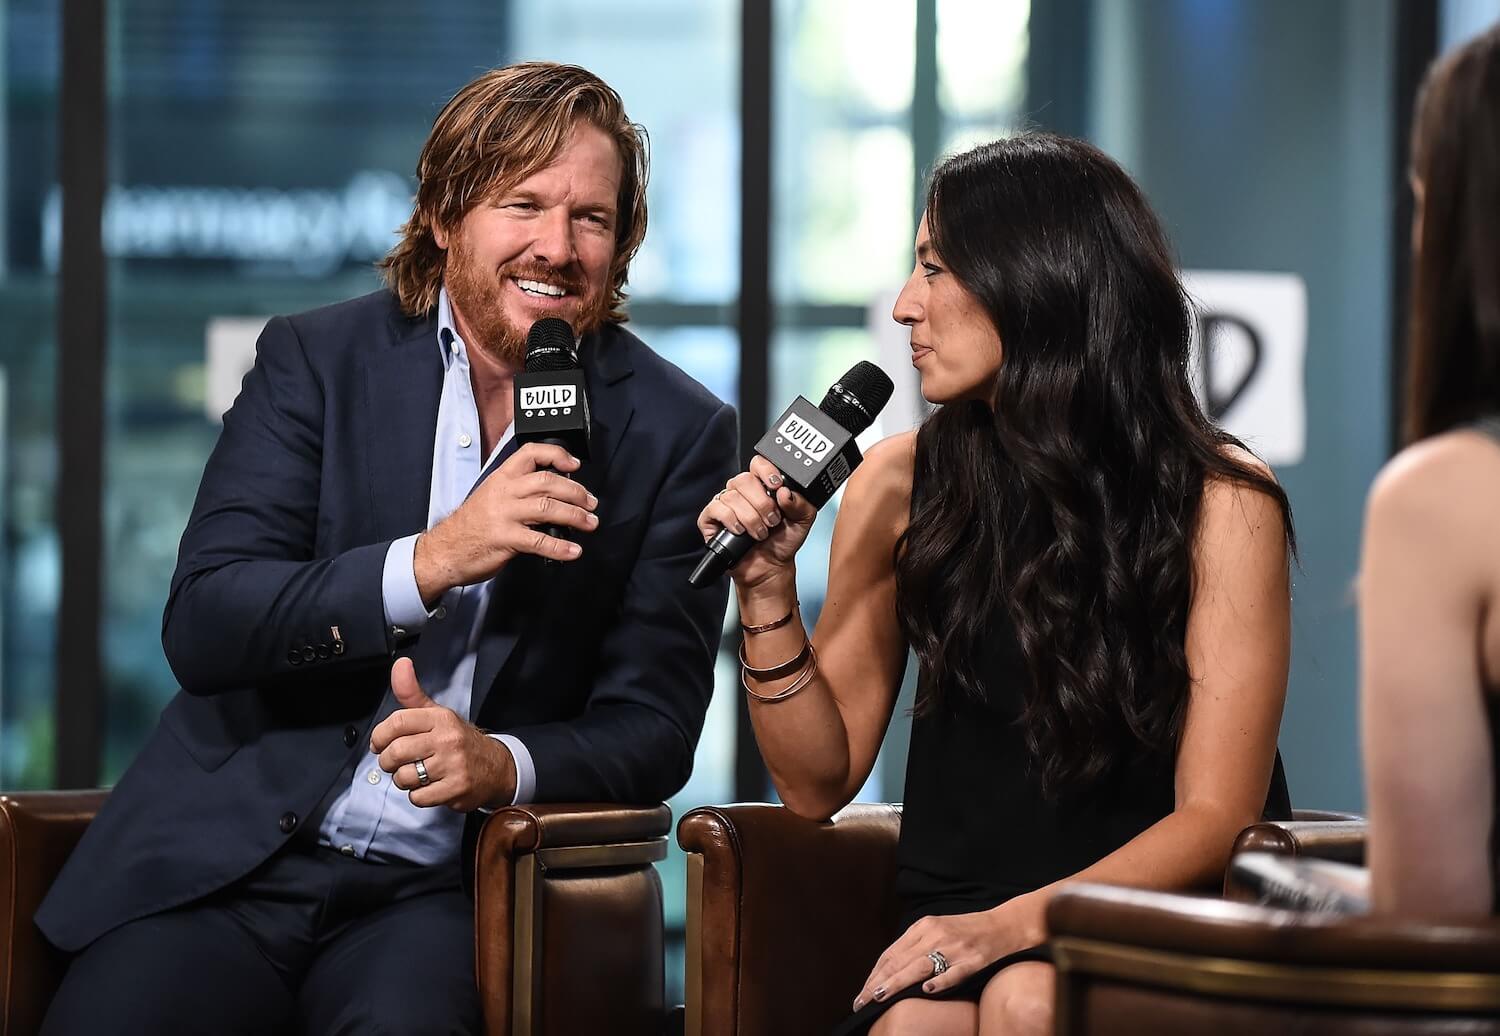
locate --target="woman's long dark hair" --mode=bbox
[894,134,1295,796]
[1405,24,1500,443]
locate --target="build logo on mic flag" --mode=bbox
[520,384,578,417]
[774,412,835,467]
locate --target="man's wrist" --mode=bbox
[480,730,518,810]
[412,529,453,608]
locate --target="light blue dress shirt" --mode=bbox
[317,288,537,865]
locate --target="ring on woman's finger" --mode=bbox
[928,950,950,976]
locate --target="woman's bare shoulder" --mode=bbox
[838,430,917,540]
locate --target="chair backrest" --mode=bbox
[678,802,903,1036]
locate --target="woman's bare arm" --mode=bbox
[700,432,916,819]
[1362,431,1500,915]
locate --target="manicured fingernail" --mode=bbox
[567,543,582,557]
[766,511,781,525]
[923,981,935,993]
[872,987,886,1002]
[768,473,782,487]
[586,512,599,525]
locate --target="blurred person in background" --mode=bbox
[700,134,1295,1036]
[37,61,735,1034]
[1361,23,1500,917]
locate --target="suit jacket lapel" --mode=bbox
[470,324,637,721]
[362,311,443,542]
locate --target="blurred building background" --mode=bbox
[4,0,1497,1001]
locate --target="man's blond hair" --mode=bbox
[380,62,649,320]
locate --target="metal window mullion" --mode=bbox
[54,0,108,789]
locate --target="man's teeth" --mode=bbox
[515,278,566,298]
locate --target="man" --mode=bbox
[39,62,736,1033]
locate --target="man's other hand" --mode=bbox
[412,442,598,604]
[370,658,517,811]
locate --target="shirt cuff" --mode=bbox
[480,733,536,808]
[381,534,430,633]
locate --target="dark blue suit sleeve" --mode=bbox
[162,315,392,694]
[508,401,738,803]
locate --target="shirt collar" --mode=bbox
[436,287,464,371]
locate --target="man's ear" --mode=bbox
[432,219,450,250]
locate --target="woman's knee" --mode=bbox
[869,997,979,1036]
[979,962,1055,1036]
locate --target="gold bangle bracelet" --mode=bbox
[743,642,819,703]
[740,600,800,635]
[738,637,811,681]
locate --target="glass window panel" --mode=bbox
[936,0,1029,123]
[1,0,60,788]
[773,0,916,305]
[512,0,740,305]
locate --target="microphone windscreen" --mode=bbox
[817,360,895,436]
[524,318,578,373]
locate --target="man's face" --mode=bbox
[435,122,623,366]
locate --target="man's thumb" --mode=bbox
[391,658,436,708]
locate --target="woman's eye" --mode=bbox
[922,263,943,278]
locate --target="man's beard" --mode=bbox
[443,238,610,367]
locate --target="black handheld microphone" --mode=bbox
[514,318,591,545]
[688,361,895,588]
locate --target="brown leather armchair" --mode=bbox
[675,803,1364,1036]
[677,803,904,1036]
[0,791,105,1036]
[1,792,671,1036]
[1048,883,1500,1034]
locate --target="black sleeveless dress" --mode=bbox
[833,504,1292,1033]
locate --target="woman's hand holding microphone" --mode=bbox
[695,455,818,594]
[697,455,821,703]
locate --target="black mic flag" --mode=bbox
[514,319,590,546]
[688,361,895,588]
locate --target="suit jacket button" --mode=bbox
[301,645,317,663]
[279,812,298,834]
[317,643,331,659]
[287,650,302,666]
[343,725,358,748]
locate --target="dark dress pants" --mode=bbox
[40,841,482,1035]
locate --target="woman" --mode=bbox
[699,134,1295,1035]
[1361,23,1500,917]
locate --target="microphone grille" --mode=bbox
[817,361,895,435]
[524,318,578,372]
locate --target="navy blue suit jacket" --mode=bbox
[38,290,737,951]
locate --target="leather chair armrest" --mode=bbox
[1048,882,1500,1028]
[473,804,670,1036]
[479,802,672,858]
[1225,817,1367,898]
[677,802,904,1036]
[0,790,109,1036]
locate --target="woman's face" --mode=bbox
[893,214,1004,405]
